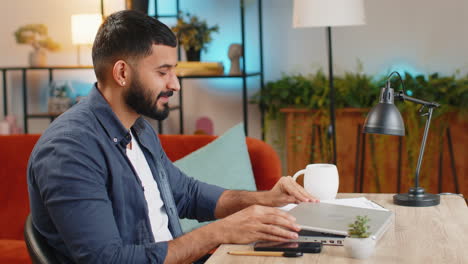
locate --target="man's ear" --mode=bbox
[112,60,131,87]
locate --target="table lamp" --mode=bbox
[363,71,440,207]
[71,14,102,65]
[292,0,366,165]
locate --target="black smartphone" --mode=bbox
[254,241,322,253]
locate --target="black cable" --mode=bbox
[386,71,407,95]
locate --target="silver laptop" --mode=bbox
[289,202,393,242]
[291,230,348,246]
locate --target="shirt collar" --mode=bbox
[88,83,147,146]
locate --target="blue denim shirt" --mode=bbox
[27,85,225,263]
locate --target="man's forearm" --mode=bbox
[165,177,316,263]
[164,221,223,264]
[164,190,270,263]
[213,176,315,219]
[165,191,301,264]
[214,190,271,219]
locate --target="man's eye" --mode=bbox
[158,71,167,76]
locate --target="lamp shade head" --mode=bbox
[293,0,366,28]
[363,87,405,136]
[71,14,102,45]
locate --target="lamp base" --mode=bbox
[393,187,440,207]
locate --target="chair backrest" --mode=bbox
[24,214,59,264]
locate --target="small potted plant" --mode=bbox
[48,81,72,114]
[14,24,60,67]
[344,215,376,259]
[172,12,219,61]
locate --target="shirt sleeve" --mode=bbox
[159,146,225,222]
[30,133,168,264]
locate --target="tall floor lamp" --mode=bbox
[293,0,366,165]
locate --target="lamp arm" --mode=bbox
[387,74,440,189]
[386,71,440,108]
[413,107,434,188]
[392,86,439,189]
[395,91,440,108]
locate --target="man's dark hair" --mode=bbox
[92,10,177,82]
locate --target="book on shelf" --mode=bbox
[175,61,224,76]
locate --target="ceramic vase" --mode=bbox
[29,48,47,67]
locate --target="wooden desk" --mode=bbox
[206,193,468,264]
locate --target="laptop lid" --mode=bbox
[289,202,393,239]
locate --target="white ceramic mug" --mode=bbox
[292,163,339,200]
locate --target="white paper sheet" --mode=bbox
[278,197,388,212]
[321,197,389,211]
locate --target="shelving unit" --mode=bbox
[1,0,265,136]
[0,66,185,134]
[154,0,265,136]
[1,66,94,133]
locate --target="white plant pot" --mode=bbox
[29,48,47,67]
[344,236,376,259]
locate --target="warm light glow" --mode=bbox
[71,14,102,45]
[293,0,366,28]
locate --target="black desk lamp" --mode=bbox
[363,71,440,207]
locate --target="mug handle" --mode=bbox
[292,169,306,181]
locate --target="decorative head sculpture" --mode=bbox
[228,43,243,75]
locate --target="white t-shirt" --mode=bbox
[126,131,173,242]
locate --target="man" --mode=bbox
[27,10,317,264]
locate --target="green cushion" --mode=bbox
[174,123,256,233]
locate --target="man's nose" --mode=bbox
[167,72,180,92]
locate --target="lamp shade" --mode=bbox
[293,0,366,28]
[71,14,102,45]
[363,86,405,136]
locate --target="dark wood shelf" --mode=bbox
[27,106,180,120]
[27,113,62,119]
[156,14,178,18]
[177,72,261,79]
[0,66,93,71]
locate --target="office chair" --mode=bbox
[24,214,59,264]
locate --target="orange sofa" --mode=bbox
[0,134,282,264]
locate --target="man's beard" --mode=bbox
[124,74,173,121]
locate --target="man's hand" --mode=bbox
[264,176,319,207]
[165,204,300,263]
[214,177,319,219]
[212,204,300,244]
[165,177,317,263]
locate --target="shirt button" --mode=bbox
[113,138,118,143]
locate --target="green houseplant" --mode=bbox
[251,69,378,177]
[345,215,376,259]
[14,24,60,67]
[172,12,219,61]
[348,215,371,238]
[250,72,330,176]
[252,67,468,193]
